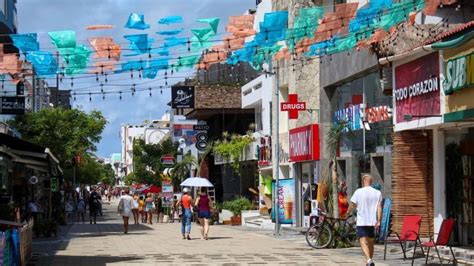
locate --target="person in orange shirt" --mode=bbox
[177,187,193,240]
[338,181,349,219]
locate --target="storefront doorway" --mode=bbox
[445,128,474,246]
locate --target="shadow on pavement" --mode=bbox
[29,255,142,266]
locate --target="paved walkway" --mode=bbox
[29,199,455,265]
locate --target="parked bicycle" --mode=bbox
[305,209,358,249]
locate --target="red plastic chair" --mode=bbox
[412,218,456,265]
[384,215,423,260]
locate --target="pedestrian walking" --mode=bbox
[178,188,193,240]
[132,192,140,224]
[347,174,382,266]
[138,195,145,223]
[118,188,134,234]
[195,187,212,240]
[155,196,163,223]
[145,193,154,224]
[171,195,178,223]
[76,198,86,223]
[88,188,100,224]
[28,199,39,222]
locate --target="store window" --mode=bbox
[330,71,393,154]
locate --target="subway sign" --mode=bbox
[444,51,474,95]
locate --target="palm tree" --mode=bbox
[324,120,350,219]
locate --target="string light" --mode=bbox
[149,87,152,97]
[71,77,74,87]
[119,91,122,100]
[89,92,92,101]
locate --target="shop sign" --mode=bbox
[333,104,363,131]
[289,124,320,162]
[394,52,440,123]
[444,51,474,95]
[257,136,271,167]
[366,106,391,123]
[162,180,173,193]
[1,97,25,115]
[161,155,175,165]
[281,94,306,119]
[193,124,209,131]
[271,178,295,225]
[171,86,194,108]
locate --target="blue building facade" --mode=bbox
[0,0,17,33]
[0,0,17,53]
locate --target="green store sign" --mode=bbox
[444,51,474,95]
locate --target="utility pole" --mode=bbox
[272,60,281,236]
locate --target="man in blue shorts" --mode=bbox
[347,174,382,266]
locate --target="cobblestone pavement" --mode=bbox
[29,199,455,266]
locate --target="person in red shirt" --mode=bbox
[177,188,193,240]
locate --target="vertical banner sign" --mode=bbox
[271,179,295,224]
[171,86,195,108]
[394,52,440,123]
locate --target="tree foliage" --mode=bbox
[63,154,115,185]
[213,131,253,171]
[130,138,177,185]
[9,107,107,185]
[9,107,107,169]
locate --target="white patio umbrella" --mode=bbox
[180,177,214,187]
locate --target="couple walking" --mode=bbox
[179,187,212,240]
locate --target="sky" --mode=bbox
[17,0,255,158]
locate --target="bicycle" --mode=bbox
[305,209,359,249]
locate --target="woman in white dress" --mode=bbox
[118,188,134,234]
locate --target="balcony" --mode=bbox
[241,75,273,109]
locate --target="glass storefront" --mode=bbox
[329,71,393,194]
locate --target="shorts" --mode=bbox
[198,210,211,219]
[357,226,375,238]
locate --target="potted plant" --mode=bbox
[223,197,252,225]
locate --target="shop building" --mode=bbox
[381,23,474,244]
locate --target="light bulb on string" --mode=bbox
[119,91,122,100]
[71,77,74,87]
[89,92,92,102]
[96,73,99,82]
[130,70,134,79]
[149,87,152,97]
[1,79,4,89]
[100,83,104,93]
[102,93,105,100]
[105,74,108,83]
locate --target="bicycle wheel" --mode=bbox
[305,224,333,249]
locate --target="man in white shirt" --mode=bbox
[347,174,382,266]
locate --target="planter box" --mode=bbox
[223,220,232,225]
[231,216,241,226]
